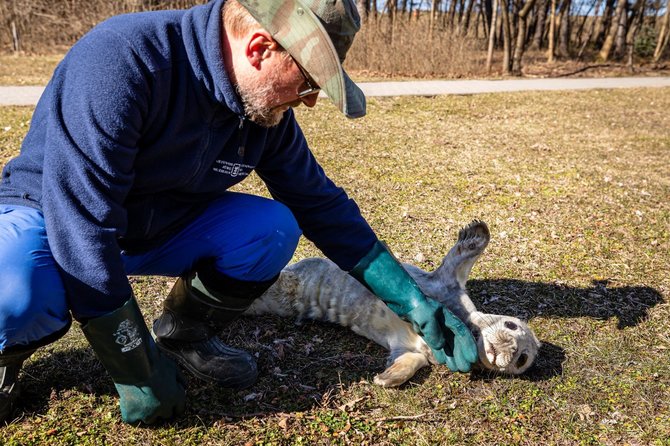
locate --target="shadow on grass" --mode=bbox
[14,279,662,427]
[468,278,664,329]
[466,278,664,382]
[17,347,116,419]
[16,318,383,428]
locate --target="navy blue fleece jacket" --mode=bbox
[0,0,377,317]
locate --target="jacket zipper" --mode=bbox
[237,116,246,158]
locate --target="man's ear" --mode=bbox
[246,30,280,69]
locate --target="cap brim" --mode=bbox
[342,69,365,118]
[238,0,366,118]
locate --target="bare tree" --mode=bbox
[3,0,669,71]
[613,0,629,58]
[459,0,476,35]
[577,0,603,58]
[547,0,557,61]
[430,0,440,36]
[558,0,571,57]
[594,0,616,46]
[653,1,670,61]
[448,0,458,30]
[486,0,500,71]
[599,0,627,60]
[626,0,646,67]
[356,0,369,22]
[512,0,538,74]
[500,0,513,73]
[574,0,599,45]
[482,0,494,34]
[531,0,549,49]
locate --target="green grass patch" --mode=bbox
[1,88,669,444]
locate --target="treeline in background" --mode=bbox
[1,0,669,77]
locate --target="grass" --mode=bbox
[0,54,64,85]
[0,87,669,445]
[2,52,669,86]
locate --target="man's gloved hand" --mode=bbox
[350,241,477,372]
[404,296,477,372]
[81,295,186,424]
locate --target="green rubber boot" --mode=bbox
[81,295,186,424]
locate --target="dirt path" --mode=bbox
[1,77,669,105]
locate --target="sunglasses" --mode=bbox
[290,54,321,98]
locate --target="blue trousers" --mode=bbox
[0,192,301,351]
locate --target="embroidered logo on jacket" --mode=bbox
[114,319,143,353]
[213,160,254,177]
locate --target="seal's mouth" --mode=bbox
[486,342,498,366]
[470,326,482,342]
[473,329,493,369]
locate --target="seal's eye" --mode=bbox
[504,321,518,330]
[516,353,528,369]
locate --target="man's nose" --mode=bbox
[300,92,319,108]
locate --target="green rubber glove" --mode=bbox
[81,295,186,424]
[350,241,478,372]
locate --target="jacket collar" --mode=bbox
[182,0,245,115]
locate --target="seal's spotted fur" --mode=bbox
[246,220,540,386]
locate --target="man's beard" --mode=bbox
[235,68,290,128]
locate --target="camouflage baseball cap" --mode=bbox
[237,0,366,118]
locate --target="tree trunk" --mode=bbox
[356,0,369,22]
[653,2,670,61]
[575,0,598,44]
[577,0,602,58]
[558,0,571,57]
[613,0,629,58]
[430,0,439,39]
[448,0,459,29]
[456,0,465,27]
[626,0,646,67]
[509,0,518,46]
[460,0,476,35]
[476,4,484,39]
[547,0,557,61]
[11,20,20,53]
[500,0,513,73]
[487,0,500,71]
[400,0,409,16]
[594,0,615,46]
[386,0,397,46]
[599,0,626,61]
[532,0,549,49]
[512,0,538,75]
[483,0,494,31]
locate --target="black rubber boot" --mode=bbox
[0,348,35,424]
[153,268,278,389]
[0,321,71,424]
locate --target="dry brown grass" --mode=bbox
[1,2,485,80]
[0,53,62,85]
[3,1,668,81]
[2,2,487,78]
[0,0,202,54]
[0,86,668,445]
[345,16,486,79]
